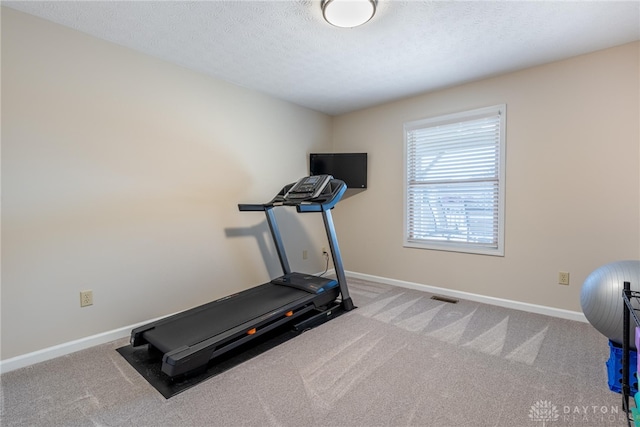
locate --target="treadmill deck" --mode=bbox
[139,282,315,354]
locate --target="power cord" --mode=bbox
[318,249,330,277]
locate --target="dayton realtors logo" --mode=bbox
[529,400,625,425]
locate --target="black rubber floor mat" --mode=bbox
[117,324,300,398]
[116,303,352,399]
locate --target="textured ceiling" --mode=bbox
[4,1,640,115]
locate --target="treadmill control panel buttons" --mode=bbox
[284,175,332,201]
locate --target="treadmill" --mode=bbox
[130,175,354,378]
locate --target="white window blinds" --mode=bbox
[404,105,506,255]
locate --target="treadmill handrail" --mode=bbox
[238,179,346,213]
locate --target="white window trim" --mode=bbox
[403,104,506,256]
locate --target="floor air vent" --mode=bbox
[430,295,459,304]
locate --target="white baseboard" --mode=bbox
[0,314,171,375]
[345,271,587,323]
[1,271,587,375]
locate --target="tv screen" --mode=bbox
[310,153,367,189]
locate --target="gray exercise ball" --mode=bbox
[580,260,640,349]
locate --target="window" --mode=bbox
[404,105,506,256]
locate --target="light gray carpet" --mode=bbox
[0,278,626,426]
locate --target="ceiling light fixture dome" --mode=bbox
[322,0,377,28]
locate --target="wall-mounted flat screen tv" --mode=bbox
[309,153,367,189]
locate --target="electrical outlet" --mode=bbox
[80,290,93,307]
[302,250,308,260]
[322,247,328,255]
[558,272,570,286]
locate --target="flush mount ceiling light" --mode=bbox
[322,0,377,28]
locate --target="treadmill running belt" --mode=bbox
[141,283,312,354]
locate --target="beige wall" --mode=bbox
[332,42,640,312]
[1,9,333,359]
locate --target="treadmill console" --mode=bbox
[284,175,332,201]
